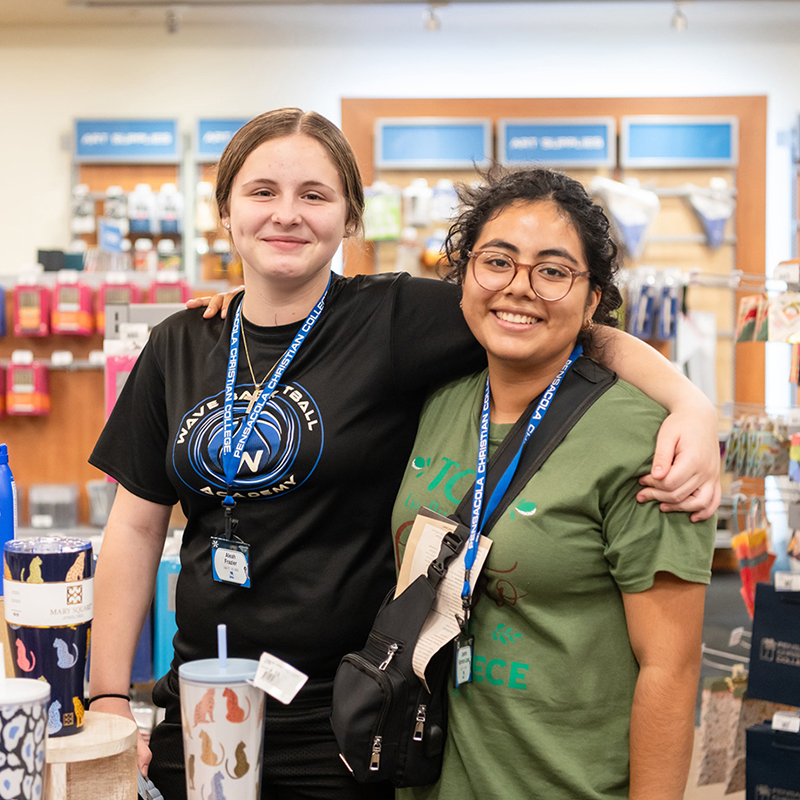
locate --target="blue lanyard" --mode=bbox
[221,276,331,506]
[462,345,582,600]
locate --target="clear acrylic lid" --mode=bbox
[178,658,259,684]
[4,537,92,555]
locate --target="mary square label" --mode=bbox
[3,580,93,626]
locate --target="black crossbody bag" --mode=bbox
[330,358,617,787]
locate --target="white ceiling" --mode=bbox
[2,0,800,28]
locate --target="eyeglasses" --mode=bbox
[468,250,591,302]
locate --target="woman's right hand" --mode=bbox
[90,697,152,776]
[186,285,244,319]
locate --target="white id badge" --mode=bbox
[454,635,474,687]
[211,537,251,588]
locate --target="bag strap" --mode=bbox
[451,356,617,536]
[420,358,616,592]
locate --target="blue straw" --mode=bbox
[217,624,227,671]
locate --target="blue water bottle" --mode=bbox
[0,444,17,595]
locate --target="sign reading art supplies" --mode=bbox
[197,118,250,161]
[498,118,616,167]
[75,119,179,162]
[621,115,738,167]
[375,118,492,170]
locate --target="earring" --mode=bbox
[583,318,595,332]
[223,222,231,230]
[459,299,463,310]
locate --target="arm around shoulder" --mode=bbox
[594,326,720,521]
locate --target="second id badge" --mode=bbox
[454,633,474,687]
[211,537,251,588]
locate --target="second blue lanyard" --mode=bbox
[462,344,583,600]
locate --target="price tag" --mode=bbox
[775,572,800,592]
[10,350,34,366]
[51,350,73,368]
[772,710,800,734]
[252,651,308,705]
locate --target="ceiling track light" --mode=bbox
[424,3,446,33]
[671,1,688,32]
[165,7,182,33]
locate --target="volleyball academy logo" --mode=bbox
[173,381,323,499]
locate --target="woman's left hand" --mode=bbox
[636,404,721,522]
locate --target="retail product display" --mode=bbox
[747,583,800,707]
[96,276,143,332]
[622,266,681,341]
[156,239,181,271]
[13,284,50,337]
[0,676,50,798]
[70,184,96,235]
[128,184,157,236]
[133,238,157,272]
[590,176,660,260]
[154,552,180,681]
[149,276,190,304]
[156,183,183,235]
[178,638,265,800]
[746,723,800,796]
[6,357,49,416]
[104,186,128,235]
[195,181,216,233]
[684,178,736,249]
[725,415,789,480]
[28,484,79,530]
[51,273,94,335]
[3,536,93,737]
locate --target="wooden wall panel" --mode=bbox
[341,95,768,411]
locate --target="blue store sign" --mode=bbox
[498,118,616,167]
[75,119,179,162]
[197,118,249,161]
[375,118,492,169]
[621,116,738,167]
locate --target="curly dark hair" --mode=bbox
[443,166,622,351]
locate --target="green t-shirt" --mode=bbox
[391,369,715,800]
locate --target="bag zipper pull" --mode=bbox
[378,643,398,670]
[369,735,382,771]
[413,704,426,741]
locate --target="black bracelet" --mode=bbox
[87,693,131,707]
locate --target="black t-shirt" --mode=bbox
[90,272,484,681]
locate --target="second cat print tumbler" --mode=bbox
[3,537,93,738]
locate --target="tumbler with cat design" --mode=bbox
[3,537,93,738]
[178,659,265,800]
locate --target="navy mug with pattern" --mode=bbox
[4,538,93,738]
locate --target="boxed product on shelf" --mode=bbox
[13,284,50,337]
[28,483,79,530]
[51,274,94,335]
[6,358,49,416]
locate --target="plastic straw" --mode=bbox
[217,624,227,670]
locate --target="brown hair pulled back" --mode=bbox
[215,108,365,235]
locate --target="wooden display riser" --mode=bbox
[46,711,138,800]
